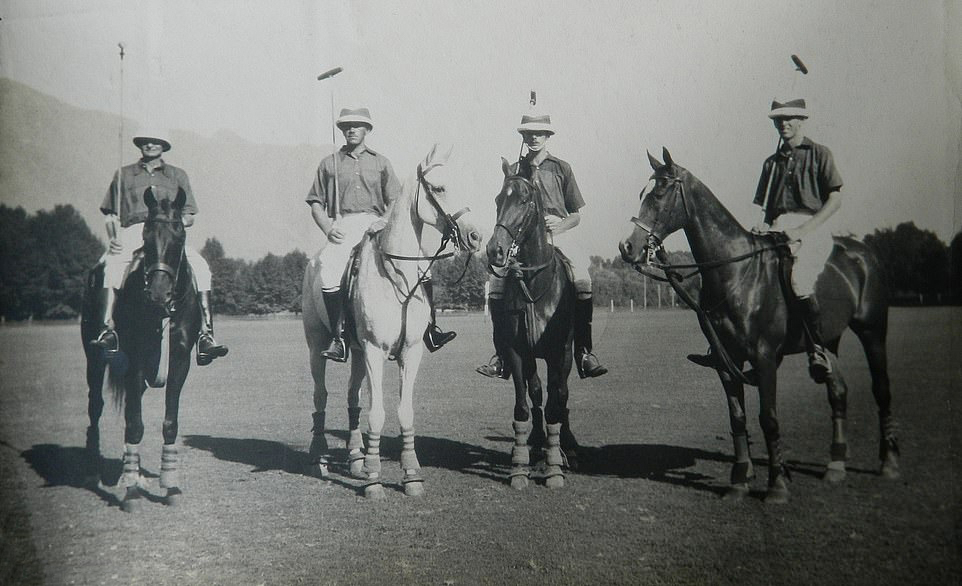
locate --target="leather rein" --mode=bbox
[143,217,190,316]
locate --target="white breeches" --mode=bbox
[488,228,593,298]
[772,213,835,298]
[100,225,211,291]
[318,212,382,292]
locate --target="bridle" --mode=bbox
[490,176,552,277]
[630,175,689,267]
[143,216,187,314]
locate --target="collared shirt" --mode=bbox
[101,159,199,227]
[506,152,586,218]
[306,145,402,215]
[753,136,843,224]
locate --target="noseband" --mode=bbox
[143,217,186,313]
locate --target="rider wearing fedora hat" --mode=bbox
[90,129,229,365]
[477,112,608,380]
[689,98,842,382]
[307,107,456,362]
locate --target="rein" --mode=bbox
[143,218,189,315]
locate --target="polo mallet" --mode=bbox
[760,55,809,218]
[109,42,126,242]
[317,66,343,220]
[517,90,536,163]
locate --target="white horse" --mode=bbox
[302,144,482,498]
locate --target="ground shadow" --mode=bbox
[20,444,123,507]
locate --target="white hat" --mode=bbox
[133,130,172,152]
[517,113,555,135]
[768,98,809,119]
[335,107,374,130]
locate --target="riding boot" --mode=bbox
[476,298,509,379]
[573,297,608,379]
[422,279,457,352]
[196,291,229,366]
[799,296,832,383]
[320,290,349,362]
[90,288,119,353]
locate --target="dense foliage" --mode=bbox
[1,207,959,321]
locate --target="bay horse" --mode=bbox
[619,149,900,502]
[302,144,482,498]
[81,187,200,512]
[486,158,580,490]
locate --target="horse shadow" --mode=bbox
[183,431,512,495]
[20,444,124,507]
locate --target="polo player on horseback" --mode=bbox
[308,107,456,362]
[89,130,229,366]
[477,112,607,380]
[689,98,842,382]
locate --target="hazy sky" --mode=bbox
[2,0,960,258]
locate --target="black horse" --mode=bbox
[487,158,579,489]
[81,187,201,512]
[619,149,899,503]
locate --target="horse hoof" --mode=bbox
[510,475,529,490]
[723,484,750,501]
[880,460,901,480]
[349,458,366,479]
[764,487,789,504]
[823,461,847,483]
[545,475,565,489]
[121,496,142,513]
[404,481,425,497]
[364,483,386,500]
[312,459,330,478]
[165,488,183,507]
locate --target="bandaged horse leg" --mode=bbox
[309,410,330,476]
[362,342,386,499]
[362,431,383,499]
[120,443,144,512]
[823,341,849,483]
[757,362,790,504]
[347,406,365,478]
[396,341,425,496]
[160,444,182,505]
[721,374,755,500]
[510,419,532,490]
[544,423,565,489]
[400,427,424,496]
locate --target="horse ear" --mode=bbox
[646,151,662,171]
[662,147,675,169]
[144,187,157,210]
[422,143,439,169]
[174,188,187,211]
[501,157,511,177]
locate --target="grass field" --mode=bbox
[1,307,960,585]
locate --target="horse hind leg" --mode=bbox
[120,443,144,513]
[346,351,366,478]
[853,326,900,479]
[84,349,106,486]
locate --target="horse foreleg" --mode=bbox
[854,327,900,479]
[524,361,545,453]
[509,351,532,489]
[121,376,146,513]
[720,374,754,500]
[347,351,366,478]
[160,357,188,506]
[822,339,849,483]
[543,352,566,489]
[755,360,789,504]
[306,340,331,476]
[362,342,386,499]
[397,343,424,496]
[558,344,579,470]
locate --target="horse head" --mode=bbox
[142,187,188,314]
[415,144,483,253]
[619,147,691,266]
[486,157,548,269]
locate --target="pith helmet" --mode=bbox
[336,107,374,130]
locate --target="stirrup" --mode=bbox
[576,351,608,379]
[91,329,119,354]
[424,324,456,352]
[476,354,509,380]
[321,337,349,363]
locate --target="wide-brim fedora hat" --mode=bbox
[517,113,555,135]
[768,98,809,119]
[132,131,172,152]
[336,107,374,130]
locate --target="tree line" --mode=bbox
[1,203,960,321]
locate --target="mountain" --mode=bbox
[0,78,328,260]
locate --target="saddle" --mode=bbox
[502,247,572,349]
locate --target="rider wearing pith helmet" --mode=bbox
[477,110,608,380]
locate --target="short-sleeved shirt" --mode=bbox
[753,137,843,225]
[306,145,402,215]
[507,152,586,218]
[101,160,199,227]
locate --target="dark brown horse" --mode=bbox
[81,187,201,512]
[487,158,578,489]
[619,149,899,503]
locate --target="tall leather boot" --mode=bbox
[422,279,456,352]
[799,296,831,383]
[320,290,348,362]
[90,287,119,353]
[476,297,509,379]
[574,296,608,379]
[197,291,229,366]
